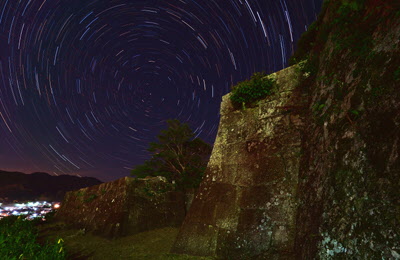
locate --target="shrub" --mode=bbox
[230,72,276,109]
[0,215,65,259]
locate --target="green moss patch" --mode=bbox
[230,72,276,109]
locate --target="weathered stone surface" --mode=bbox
[295,3,400,259]
[173,2,400,259]
[55,176,186,237]
[172,65,306,259]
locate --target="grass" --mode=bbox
[0,215,65,260]
[38,221,213,260]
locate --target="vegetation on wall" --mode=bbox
[230,72,276,109]
[289,0,331,66]
[291,0,398,69]
[288,0,399,127]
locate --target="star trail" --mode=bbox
[0,0,322,181]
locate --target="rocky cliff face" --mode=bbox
[56,176,186,237]
[173,0,400,259]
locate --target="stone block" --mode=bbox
[56,176,186,237]
[172,64,303,258]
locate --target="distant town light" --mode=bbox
[0,201,60,220]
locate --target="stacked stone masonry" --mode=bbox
[172,65,308,259]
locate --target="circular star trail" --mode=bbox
[0,0,322,181]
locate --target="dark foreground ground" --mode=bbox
[38,221,213,260]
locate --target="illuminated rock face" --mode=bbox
[172,65,307,259]
[294,3,400,259]
[174,1,400,259]
[56,176,186,237]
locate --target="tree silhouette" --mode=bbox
[131,119,212,190]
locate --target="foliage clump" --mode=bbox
[289,0,330,66]
[0,215,65,259]
[84,193,98,203]
[230,72,276,109]
[131,119,212,190]
[394,66,400,81]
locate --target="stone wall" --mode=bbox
[56,176,186,237]
[173,2,400,259]
[172,65,307,258]
[295,2,400,259]
[55,2,400,257]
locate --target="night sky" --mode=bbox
[0,0,322,182]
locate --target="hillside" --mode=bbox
[0,170,102,202]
